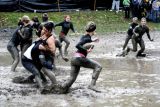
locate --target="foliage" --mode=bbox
[0,11,160,35]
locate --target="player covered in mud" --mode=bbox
[31,16,41,32]
[123,17,138,51]
[117,17,138,57]
[36,13,68,62]
[7,15,33,72]
[21,22,57,91]
[125,18,153,57]
[55,15,75,56]
[7,25,22,72]
[18,15,33,56]
[58,21,102,93]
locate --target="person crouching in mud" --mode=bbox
[125,18,153,57]
[59,21,102,93]
[21,22,57,91]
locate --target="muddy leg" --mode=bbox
[78,58,102,87]
[136,39,145,57]
[130,37,138,52]
[63,37,70,55]
[80,58,102,92]
[63,65,80,89]
[22,58,43,89]
[7,44,19,72]
[42,68,57,85]
[123,36,131,50]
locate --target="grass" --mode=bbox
[0,11,160,35]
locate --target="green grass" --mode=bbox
[0,11,160,35]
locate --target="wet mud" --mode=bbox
[1,30,160,107]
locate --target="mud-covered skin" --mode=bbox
[62,57,102,93]
[130,25,153,57]
[122,22,138,50]
[55,21,75,55]
[19,24,33,55]
[60,33,102,93]
[55,21,75,35]
[7,27,21,72]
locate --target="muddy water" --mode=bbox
[1,31,160,107]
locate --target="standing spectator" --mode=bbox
[123,0,131,18]
[110,0,120,13]
[140,0,152,19]
[131,0,140,17]
[151,0,160,22]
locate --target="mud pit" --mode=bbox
[1,29,160,107]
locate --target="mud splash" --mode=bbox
[1,31,160,107]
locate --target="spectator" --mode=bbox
[151,0,160,22]
[110,0,120,13]
[131,0,140,18]
[123,0,131,18]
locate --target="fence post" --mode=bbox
[94,0,97,11]
[57,0,60,12]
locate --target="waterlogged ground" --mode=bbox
[1,29,160,107]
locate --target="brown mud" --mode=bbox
[0,30,160,107]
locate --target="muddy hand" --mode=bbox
[92,37,99,42]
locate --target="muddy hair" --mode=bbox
[85,21,96,32]
[44,22,54,32]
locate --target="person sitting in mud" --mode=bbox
[55,15,76,56]
[125,18,153,57]
[118,17,138,57]
[20,22,57,91]
[56,21,102,93]
[18,15,33,56]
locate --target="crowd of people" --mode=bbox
[110,0,160,22]
[7,13,102,94]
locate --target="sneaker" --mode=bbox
[110,9,113,11]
